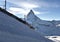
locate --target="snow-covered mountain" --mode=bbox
[0,8,53,42]
[25,10,60,36]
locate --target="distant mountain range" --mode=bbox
[24,10,60,36]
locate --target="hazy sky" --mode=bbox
[0,0,60,20]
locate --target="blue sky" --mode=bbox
[0,0,60,20]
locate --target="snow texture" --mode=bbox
[0,9,53,42]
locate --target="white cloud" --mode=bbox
[1,0,60,9]
[9,7,48,15]
[33,10,48,14]
[20,2,39,9]
[5,0,60,15]
[34,11,40,14]
[6,0,50,15]
[3,0,60,16]
[7,0,39,9]
[9,7,30,15]
[9,7,40,15]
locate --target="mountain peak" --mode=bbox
[27,10,35,16]
[30,10,34,13]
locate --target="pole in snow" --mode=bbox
[5,0,6,10]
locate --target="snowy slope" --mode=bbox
[25,10,60,36]
[0,8,53,42]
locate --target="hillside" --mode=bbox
[0,8,53,42]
